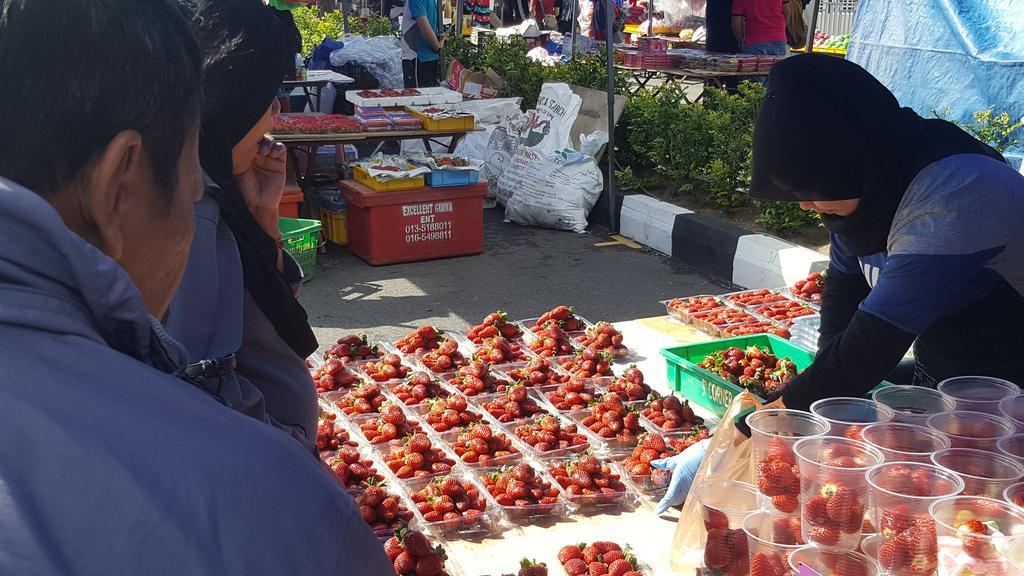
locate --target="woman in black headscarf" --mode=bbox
[166,0,321,452]
[750,54,1024,409]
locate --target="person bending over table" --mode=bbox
[651,54,1024,514]
[166,0,322,454]
[0,0,390,573]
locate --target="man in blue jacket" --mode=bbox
[0,1,392,573]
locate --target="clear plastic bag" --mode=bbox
[328,35,404,89]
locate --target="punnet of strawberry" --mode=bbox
[422,394,482,432]
[574,322,627,356]
[420,337,468,374]
[532,305,586,333]
[389,372,449,406]
[640,391,704,433]
[790,271,825,303]
[395,325,444,355]
[480,462,561,518]
[557,542,645,576]
[618,432,680,490]
[356,407,423,444]
[312,357,361,393]
[725,289,788,308]
[667,295,724,318]
[475,335,528,365]
[322,333,379,364]
[696,346,797,398]
[481,383,548,423]
[446,361,504,396]
[548,453,630,506]
[380,432,456,480]
[466,310,523,344]
[324,445,384,489]
[501,356,570,387]
[409,474,489,526]
[354,478,415,537]
[558,346,614,380]
[383,527,453,576]
[526,321,575,357]
[316,411,357,453]
[577,393,644,441]
[361,353,410,382]
[544,378,598,412]
[446,422,520,466]
[511,414,590,455]
[332,381,388,415]
[603,365,651,402]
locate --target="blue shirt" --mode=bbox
[830,154,1024,335]
[409,0,440,62]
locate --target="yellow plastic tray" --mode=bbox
[407,108,475,132]
[352,165,425,192]
[320,208,348,245]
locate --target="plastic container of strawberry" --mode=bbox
[608,458,671,496]
[383,377,453,410]
[442,370,515,400]
[472,464,574,523]
[475,388,555,427]
[566,404,646,455]
[517,315,594,337]
[660,295,727,323]
[545,453,639,511]
[353,483,421,542]
[350,412,426,446]
[493,359,573,389]
[538,381,602,413]
[321,448,387,494]
[571,331,631,360]
[717,319,793,339]
[502,416,595,460]
[793,436,885,550]
[689,308,761,337]
[751,301,819,327]
[720,288,790,310]
[371,435,461,486]
[405,399,486,435]
[780,287,822,310]
[398,470,506,540]
[929,496,1024,576]
[435,425,524,470]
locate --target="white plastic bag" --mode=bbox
[329,35,404,89]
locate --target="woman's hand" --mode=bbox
[234,136,287,239]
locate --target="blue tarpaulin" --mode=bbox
[846,0,1024,164]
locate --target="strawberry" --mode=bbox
[771,495,798,514]
[394,551,415,574]
[558,545,585,564]
[749,553,778,576]
[575,322,627,356]
[383,536,404,560]
[517,558,548,576]
[563,558,588,576]
[878,540,903,570]
[415,550,446,575]
[807,525,840,546]
[703,529,730,568]
[401,529,433,557]
[606,559,631,576]
[803,495,831,525]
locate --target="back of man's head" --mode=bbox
[0,0,202,198]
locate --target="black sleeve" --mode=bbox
[817,264,871,350]
[782,309,915,411]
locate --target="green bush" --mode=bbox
[755,201,821,237]
[934,107,1024,154]
[293,7,397,59]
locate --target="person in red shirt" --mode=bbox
[731,0,789,56]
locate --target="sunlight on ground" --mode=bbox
[336,277,427,301]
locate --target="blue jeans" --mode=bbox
[742,41,789,84]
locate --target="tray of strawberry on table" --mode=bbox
[309,304,734,575]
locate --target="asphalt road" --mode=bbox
[300,207,729,345]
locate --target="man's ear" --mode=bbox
[81,130,145,262]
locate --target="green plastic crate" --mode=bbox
[660,334,890,417]
[279,217,321,282]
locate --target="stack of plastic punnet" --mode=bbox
[872,385,956,426]
[998,394,1024,432]
[931,448,1024,500]
[936,376,1021,416]
[747,409,830,515]
[866,462,964,576]
[794,436,884,550]
[790,315,821,351]
[810,397,895,442]
[997,433,1024,467]
[743,510,805,576]
[693,480,760,576]
[929,496,1024,576]
[788,546,879,576]
[926,411,1015,451]
[861,422,952,463]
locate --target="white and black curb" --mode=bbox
[618,194,828,288]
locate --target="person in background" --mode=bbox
[731,0,789,57]
[166,0,321,453]
[591,0,622,43]
[402,0,444,87]
[0,0,391,573]
[704,0,739,90]
[751,54,1024,408]
[554,0,578,33]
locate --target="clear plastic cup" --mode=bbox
[1005,482,1024,510]
[866,462,964,576]
[861,422,952,464]
[794,436,884,550]
[693,480,759,575]
[999,395,1024,433]
[926,410,1015,451]
[859,533,880,565]
[1009,538,1024,575]
[747,409,830,515]
[788,546,878,576]
[929,496,1024,576]
[873,385,956,426]
[743,511,805,576]
[810,397,895,441]
[937,376,1021,415]
[931,448,1024,499]
[997,433,1024,467]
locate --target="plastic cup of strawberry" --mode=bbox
[793,436,885,550]
[926,410,1016,451]
[744,511,806,576]
[809,397,896,441]
[860,421,952,463]
[930,448,1024,498]
[787,547,878,576]
[747,409,830,514]
[929,496,1024,575]
[693,480,760,574]
[867,462,964,576]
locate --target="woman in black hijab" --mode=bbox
[750,54,1024,409]
[166,0,321,452]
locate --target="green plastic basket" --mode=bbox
[279,217,321,282]
[660,334,890,417]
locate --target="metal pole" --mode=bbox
[605,0,617,232]
[646,0,653,37]
[805,0,820,53]
[342,1,350,34]
[455,0,465,37]
[569,0,577,58]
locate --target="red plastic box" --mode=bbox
[341,180,486,265]
[279,184,303,219]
